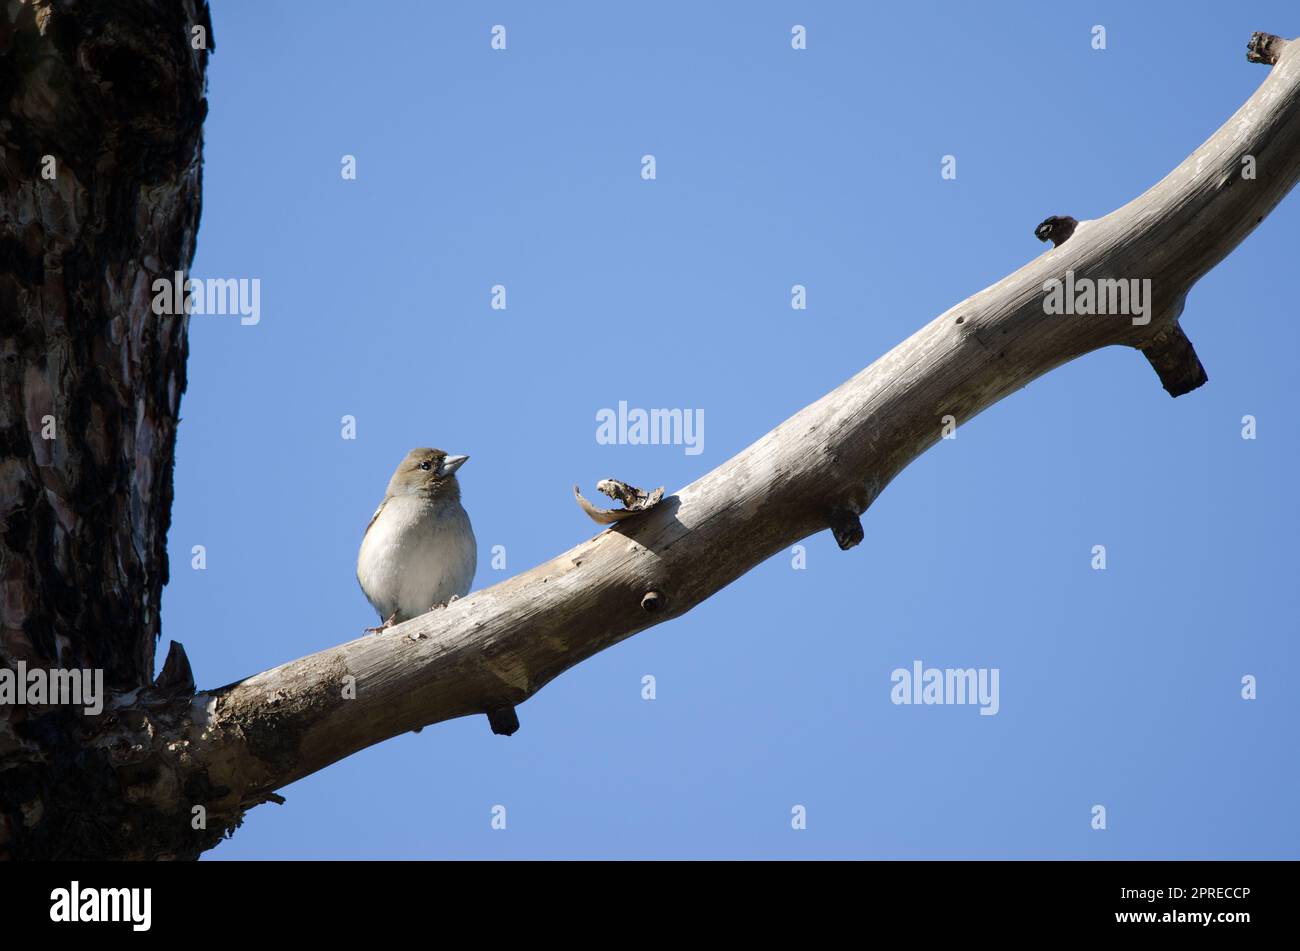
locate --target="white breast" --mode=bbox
[357,496,477,622]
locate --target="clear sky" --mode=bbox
[172,1,1299,858]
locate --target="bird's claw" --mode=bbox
[364,612,399,635]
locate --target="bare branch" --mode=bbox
[169,32,1300,839]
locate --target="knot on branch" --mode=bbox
[1034,215,1078,247]
[641,590,664,613]
[1247,33,1286,66]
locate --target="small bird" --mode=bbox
[357,447,477,632]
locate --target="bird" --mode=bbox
[357,447,477,632]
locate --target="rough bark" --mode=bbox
[2,27,1298,860]
[0,0,211,858]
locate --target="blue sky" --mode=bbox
[171,1,1298,858]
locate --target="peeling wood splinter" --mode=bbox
[154,641,196,696]
[574,479,665,524]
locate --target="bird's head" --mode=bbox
[386,447,469,500]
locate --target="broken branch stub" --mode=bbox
[1034,215,1079,247]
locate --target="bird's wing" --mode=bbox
[363,499,386,538]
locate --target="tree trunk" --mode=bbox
[0,0,211,859]
[1,21,1297,860]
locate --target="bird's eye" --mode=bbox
[418,461,432,471]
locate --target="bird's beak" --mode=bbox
[438,454,469,478]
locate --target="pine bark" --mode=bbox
[0,0,212,858]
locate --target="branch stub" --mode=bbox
[487,707,520,736]
[1247,33,1287,66]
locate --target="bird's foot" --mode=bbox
[364,611,399,634]
[431,595,460,611]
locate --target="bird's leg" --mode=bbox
[364,611,399,635]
